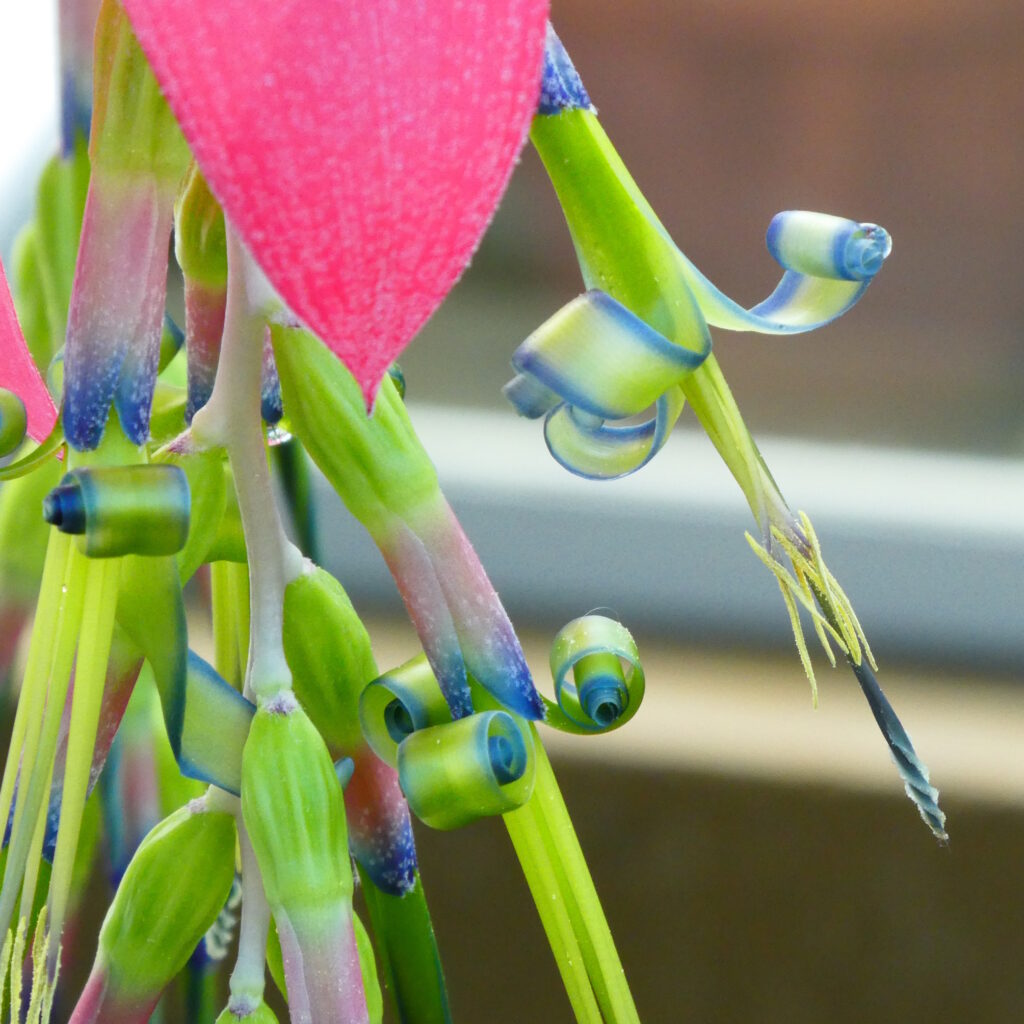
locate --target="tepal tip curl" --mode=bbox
[43,464,190,558]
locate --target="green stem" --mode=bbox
[17,760,54,926]
[190,227,302,702]
[503,805,603,1024]
[46,552,121,965]
[0,541,87,937]
[0,531,71,860]
[228,818,272,1013]
[229,560,251,689]
[210,560,239,687]
[527,731,640,1024]
[682,356,788,539]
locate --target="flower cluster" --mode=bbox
[0,4,943,1024]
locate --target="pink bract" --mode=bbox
[122,0,549,405]
[0,260,58,442]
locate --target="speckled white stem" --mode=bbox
[228,818,273,1013]
[190,226,302,702]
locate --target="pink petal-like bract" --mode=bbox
[0,260,58,442]
[122,0,548,404]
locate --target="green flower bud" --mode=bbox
[174,164,228,290]
[90,0,190,183]
[271,323,439,526]
[241,695,352,912]
[283,566,377,755]
[97,798,236,1002]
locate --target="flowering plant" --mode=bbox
[0,3,943,1023]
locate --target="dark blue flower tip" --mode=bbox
[482,659,546,721]
[579,677,628,728]
[60,73,92,157]
[43,477,87,533]
[163,313,185,351]
[384,698,417,745]
[538,23,593,116]
[488,727,528,785]
[261,383,284,425]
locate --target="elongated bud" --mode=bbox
[175,163,227,290]
[89,0,188,180]
[242,695,370,1023]
[242,695,351,910]
[63,0,191,450]
[71,798,236,1023]
[283,566,376,755]
[282,572,421,897]
[175,163,229,423]
[43,465,190,557]
[398,710,535,830]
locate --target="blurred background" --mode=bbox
[4,1,1024,1020]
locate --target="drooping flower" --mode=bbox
[507,25,946,840]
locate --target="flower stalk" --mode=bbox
[189,227,302,702]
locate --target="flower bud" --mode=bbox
[282,566,376,756]
[77,798,235,1018]
[89,0,189,182]
[241,695,351,912]
[242,696,374,1022]
[174,164,227,291]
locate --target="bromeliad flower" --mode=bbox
[62,0,190,451]
[2,1,957,1022]
[273,324,543,724]
[506,25,946,840]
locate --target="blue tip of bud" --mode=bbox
[842,223,892,281]
[384,699,416,745]
[60,73,92,157]
[43,465,191,557]
[43,479,87,533]
[487,728,528,786]
[538,24,593,116]
[579,677,628,728]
